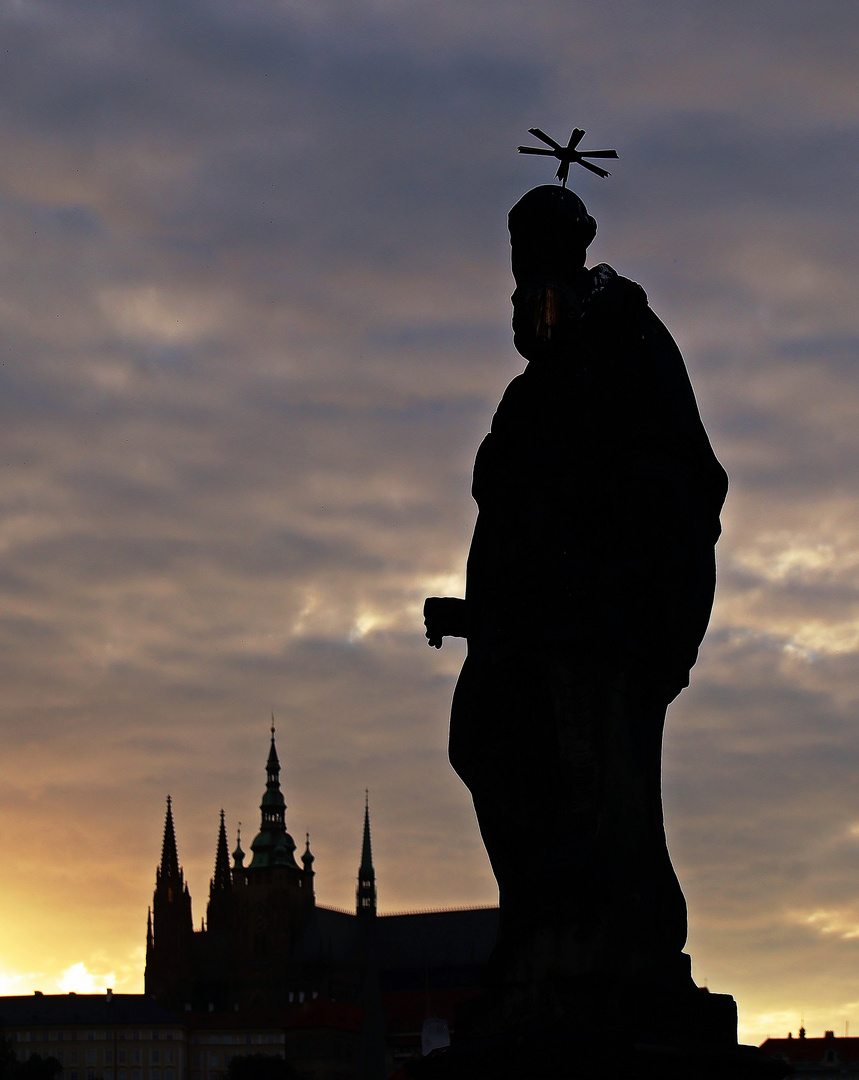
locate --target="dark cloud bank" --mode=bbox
[0,0,855,1040]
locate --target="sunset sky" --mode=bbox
[0,0,856,1046]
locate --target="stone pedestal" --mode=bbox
[405,968,788,1080]
[407,1031,787,1080]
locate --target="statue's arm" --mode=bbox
[423,596,469,649]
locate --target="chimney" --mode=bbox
[106,989,113,1003]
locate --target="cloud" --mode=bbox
[57,963,117,996]
[0,0,854,1048]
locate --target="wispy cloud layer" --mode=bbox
[0,0,855,1045]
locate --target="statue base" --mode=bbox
[406,1032,787,1080]
[403,972,788,1080]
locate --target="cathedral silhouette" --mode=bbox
[144,727,498,1030]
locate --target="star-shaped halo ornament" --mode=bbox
[517,127,618,186]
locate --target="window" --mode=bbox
[56,1052,64,1064]
[132,1050,141,1065]
[165,1051,173,1065]
[244,1037,251,1047]
[87,1033,95,1042]
[86,1051,95,1065]
[118,1051,127,1064]
[87,1070,96,1080]
[192,1054,200,1068]
[166,1034,173,1042]
[71,1052,79,1065]
[118,1070,126,1080]
[209,1055,218,1068]
[132,1033,141,1042]
[132,1070,141,1080]
[105,1050,113,1064]
[151,1051,160,1065]
[151,1069,160,1080]
[57,1033,64,1043]
[165,1070,174,1080]
[209,1037,218,1046]
[119,1033,126,1042]
[105,1071,113,1080]
[70,1072,79,1080]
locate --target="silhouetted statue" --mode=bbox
[425,185,728,1023]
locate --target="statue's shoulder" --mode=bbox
[585,263,649,313]
[490,370,534,428]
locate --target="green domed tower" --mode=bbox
[248,723,299,870]
[229,721,315,1006]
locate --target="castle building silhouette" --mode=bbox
[144,727,498,1041]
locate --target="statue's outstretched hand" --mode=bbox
[423,596,468,649]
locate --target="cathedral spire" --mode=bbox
[302,832,315,872]
[146,797,194,1003]
[249,720,298,869]
[357,790,377,917]
[211,810,232,894]
[158,795,182,884]
[233,823,245,870]
[261,720,287,834]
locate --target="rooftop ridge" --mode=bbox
[316,903,499,917]
[378,904,499,916]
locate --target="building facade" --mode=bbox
[0,993,359,1080]
[0,994,186,1080]
[761,1029,859,1076]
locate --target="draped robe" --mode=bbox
[448,263,728,991]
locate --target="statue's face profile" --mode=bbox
[511,282,581,363]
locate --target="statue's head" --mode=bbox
[508,186,597,363]
[508,185,597,287]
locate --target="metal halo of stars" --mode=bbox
[517,127,618,186]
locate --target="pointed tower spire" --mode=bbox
[302,832,315,872]
[146,797,194,1003]
[356,790,377,917]
[158,795,182,884]
[233,822,245,870]
[210,810,232,895]
[262,720,286,833]
[249,721,297,869]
